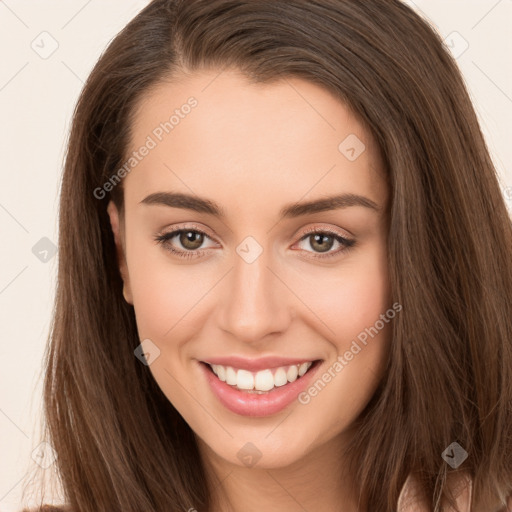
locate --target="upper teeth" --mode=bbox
[209,362,313,392]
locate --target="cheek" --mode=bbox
[125,234,208,339]
[289,243,392,413]
[289,240,391,349]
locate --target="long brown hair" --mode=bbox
[22,1,512,510]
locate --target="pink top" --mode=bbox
[398,473,512,511]
[397,473,472,512]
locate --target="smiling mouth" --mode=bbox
[203,360,321,393]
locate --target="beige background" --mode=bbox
[0,1,511,510]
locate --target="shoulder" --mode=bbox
[398,472,472,512]
[399,473,512,512]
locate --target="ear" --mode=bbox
[107,200,133,305]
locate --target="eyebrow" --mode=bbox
[140,191,381,218]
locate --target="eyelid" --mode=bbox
[156,222,218,241]
[296,223,354,240]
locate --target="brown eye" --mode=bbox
[177,230,204,251]
[295,228,356,260]
[154,227,216,260]
[308,233,335,253]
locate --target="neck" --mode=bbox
[198,432,363,512]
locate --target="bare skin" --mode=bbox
[108,68,392,512]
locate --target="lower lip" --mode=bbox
[199,360,321,417]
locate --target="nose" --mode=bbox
[216,246,291,345]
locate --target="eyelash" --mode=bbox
[154,224,356,261]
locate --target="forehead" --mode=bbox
[123,69,387,215]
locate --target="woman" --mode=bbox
[21,0,512,511]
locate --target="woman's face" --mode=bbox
[108,68,392,470]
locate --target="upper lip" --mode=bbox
[200,356,320,372]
